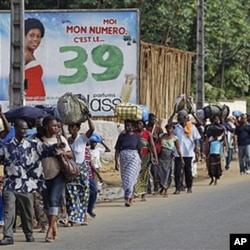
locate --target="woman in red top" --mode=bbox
[24,18,46,102]
[134,120,158,201]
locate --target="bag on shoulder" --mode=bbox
[56,136,80,179]
[58,155,80,179]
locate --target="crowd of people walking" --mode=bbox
[0,102,249,246]
[0,104,111,245]
[115,107,250,207]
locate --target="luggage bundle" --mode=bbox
[174,94,194,113]
[2,93,89,127]
[114,103,149,122]
[221,105,230,120]
[203,105,221,119]
[139,104,150,122]
[4,106,48,128]
[205,124,225,137]
[232,110,243,118]
[57,92,89,125]
[196,104,230,124]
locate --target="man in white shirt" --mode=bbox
[173,109,201,194]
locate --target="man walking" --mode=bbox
[0,118,65,245]
[234,113,250,175]
[173,109,201,194]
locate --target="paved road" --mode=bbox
[2,160,250,250]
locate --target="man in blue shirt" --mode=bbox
[0,119,65,245]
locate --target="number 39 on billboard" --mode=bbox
[0,10,139,116]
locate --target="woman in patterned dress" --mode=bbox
[115,120,141,207]
[66,114,94,226]
[156,123,184,197]
[133,120,158,201]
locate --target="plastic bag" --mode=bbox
[139,105,149,122]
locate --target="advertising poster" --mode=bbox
[0,10,139,116]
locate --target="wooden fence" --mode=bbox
[140,41,195,119]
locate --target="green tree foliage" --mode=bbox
[1,0,250,101]
[204,0,250,100]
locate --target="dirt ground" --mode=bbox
[99,153,240,188]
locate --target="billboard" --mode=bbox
[0,10,139,115]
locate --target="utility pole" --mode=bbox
[196,0,204,109]
[9,0,25,108]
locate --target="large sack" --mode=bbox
[205,124,224,137]
[174,94,186,113]
[196,109,205,124]
[4,106,48,127]
[114,102,143,121]
[174,94,194,113]
[186,96,194,113]
[57,92,89,125]
[221,104,230,120]
[35,105,62,121]
[203,105,222,119]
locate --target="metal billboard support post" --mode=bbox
[9,0,25,108]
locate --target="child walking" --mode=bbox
[89,136,111,192]
[206,135,223,185]
[85,144,103,218]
